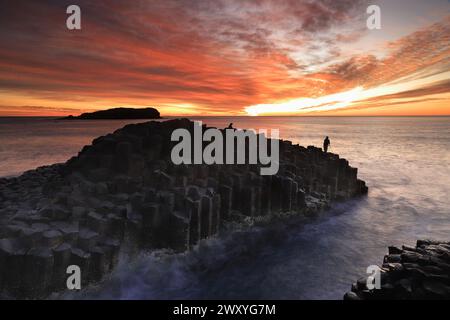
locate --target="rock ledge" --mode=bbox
[0,118,367,298]
[345,240,450,300]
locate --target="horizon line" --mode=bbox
[1,115,450,118]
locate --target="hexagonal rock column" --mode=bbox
[0,118,368,299]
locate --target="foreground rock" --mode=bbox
[0,119,367,298]
[60,107,161,120]
[345,240,450,300]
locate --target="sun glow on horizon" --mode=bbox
[245,71,450,116]
[245,87,365,116]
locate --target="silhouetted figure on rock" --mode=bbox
[227,123,234,129]
[323,136,330,153]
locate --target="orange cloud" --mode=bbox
[0,1,448,116]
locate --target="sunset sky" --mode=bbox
[0,0,449,116]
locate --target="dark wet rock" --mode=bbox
[345,240,450,300]
[88,246,109,282]
[52,243,72,291]
[343,291,361,300]
[71,206,86,220]
[23,247,54,298]
[388,246,403,255]
[422,280,450,297]
[41,230,64,248]
[385,254,402,263]
[77,229,99,251]
[0,238,28,296]
[1,119,367,298]
[70,248,91,286]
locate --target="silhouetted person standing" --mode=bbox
[227,123,234,129]
[323,136,330,153]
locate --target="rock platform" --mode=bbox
[0,119,367,298]
[345,240,450,300]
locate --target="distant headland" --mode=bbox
[60,107,161,120]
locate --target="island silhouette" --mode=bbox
[60,107,161,120]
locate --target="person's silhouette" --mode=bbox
[323,136,330,153]
[227,123,234,129]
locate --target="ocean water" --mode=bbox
[1,116,450,299]
[0,117,153,177]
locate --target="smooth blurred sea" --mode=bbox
[1,116,450,299]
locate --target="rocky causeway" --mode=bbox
[345,240,450,300]
[0,118,368,299]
